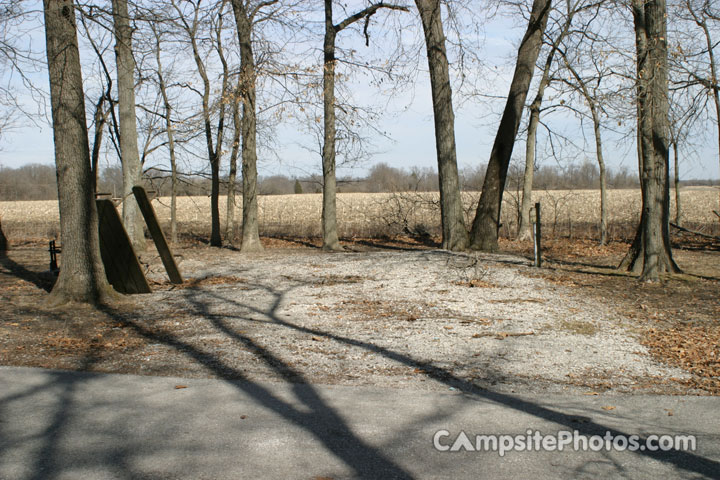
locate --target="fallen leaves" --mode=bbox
[642,324,720,394]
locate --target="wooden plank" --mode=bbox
[96,199,152,294]
[132,186,184,284]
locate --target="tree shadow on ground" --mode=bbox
[0,252,55,292]
[168,280,719,477]
[1,252,719,479]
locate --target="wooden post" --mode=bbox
[132,186,183,284]
[534,202,542,268]
[96,199,152,294]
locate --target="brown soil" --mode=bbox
[0,233,718,394]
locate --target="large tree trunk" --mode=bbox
[231,2,263,252]
[43,0,116,305]
[628,0,680,281]
[321,0,342,251]
[226,92,241,245]
[112,0,144,252]
[415,0,468,251]
[319,1,405,250]
[470,0,551,252]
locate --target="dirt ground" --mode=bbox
[0,233,718,395]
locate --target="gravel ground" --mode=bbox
[127,247,691,394]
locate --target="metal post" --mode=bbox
[533,202,542,268]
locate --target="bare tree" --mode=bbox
[620,0,680,281]
[470,0,552,252]
[681,0,720,211]
[559,34,614,245]
[171,0,232,247]
[112,0,145,251]
[517,0,584,241]
[148,21,180,244]
[225,86,241,244]
[321,0,408,251]
[230,0,280,252]
[415,0,468,251]
[43,0,116,305]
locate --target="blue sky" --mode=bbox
[1,2,718,182]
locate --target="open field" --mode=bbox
[0,187,718,396]
[1,187,719,243]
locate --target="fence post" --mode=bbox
[533,202,542,268]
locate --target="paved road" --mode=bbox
[0,366,718,479]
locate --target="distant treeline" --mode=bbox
[1,161,715,201]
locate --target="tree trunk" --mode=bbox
[43,0,116,305]
[415,0,468,251]
[673,141,681,225]
[226,92,241,244]
[211,5,230,247]
[470,0,551,252]
[629,0,680,281]
[592,107,608,245]
[154,29,178,244]
[210,153,221,247]
[90,94,108,193]
[112,0,144,252]
[321,0,342,251]
[518,5,574,241]
[231,2,263,252]
[519,102,539,242]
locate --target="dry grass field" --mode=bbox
[1,188,718,396]
[1,187,718,243]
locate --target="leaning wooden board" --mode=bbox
[132,186,183,284]
[96,199,151,294]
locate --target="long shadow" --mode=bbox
[3,252,718,478]
[100,302,414,479]
[0,253,55,292]
[0,314,142,480]
[179,278,720,478]
[545,256,720,282]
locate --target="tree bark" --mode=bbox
[595,115,608,245]
[43,0,116,305]
[518,103,538,242]
[231,1,264,252]
[321,1,406,251]
[112,0,144,252]
[322,0,342,251]
[470,0,551,252]
[415,0,468,251]
[226,89,241,244]
[629,0,680,281]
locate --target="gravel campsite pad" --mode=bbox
[3,241,714,395]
